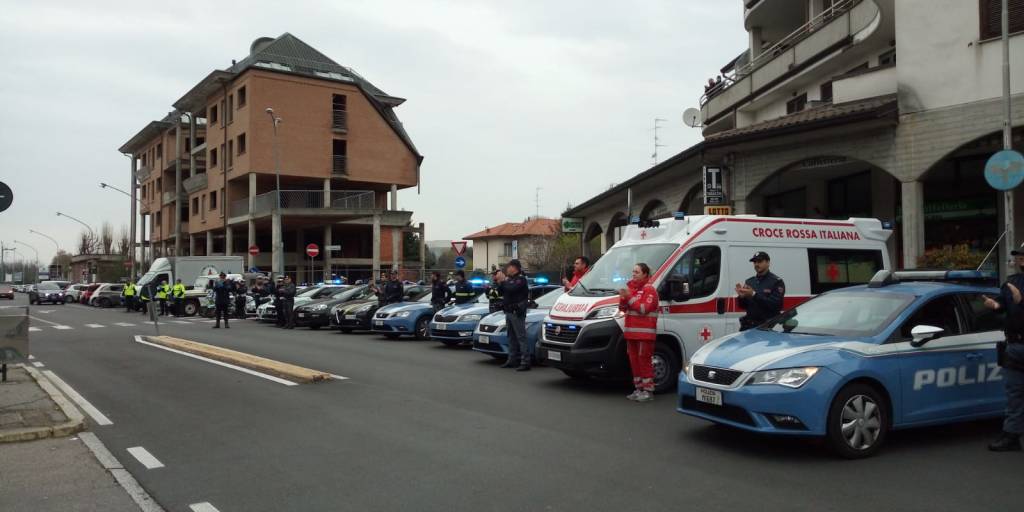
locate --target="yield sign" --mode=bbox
[451,241,468,256]
[306,243,320,258]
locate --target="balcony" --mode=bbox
[190,141,207,156]
[332,155,347,176]
[233,190,376,217]
[136,165,151,182]
[161,191,184,206]
[183,173,208,194]
[331,110,347,132]
[700,0,878,129]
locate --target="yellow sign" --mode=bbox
[704,206,733,216]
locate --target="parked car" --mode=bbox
[63,284,90,303]
[89,283,125,308]
[474,288,566,361]
[80,283,103,304]
[293,286,374,330]
[370,292,438,340]
[0,284,14,300]
[256,285,349,322]
[29,281,66,305]
[334,285,428,334]
[431,285,560,347]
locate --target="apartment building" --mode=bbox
[118,33,424,282]
[566,0,1023,274]
[464,218,561,272]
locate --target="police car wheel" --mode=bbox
[826,383,889,459]
[652,342,680,394]
[415,317,429,340]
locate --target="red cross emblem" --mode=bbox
[699,325,713,342]
[826,262,840,282]
[640,230,647,239]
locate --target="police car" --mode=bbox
[677,270,1005,458]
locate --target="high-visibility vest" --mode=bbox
[124,283,135,296]
[156,284,169,300]
[172,283,186,298]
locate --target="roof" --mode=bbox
[704,94,898,146]
[118,120,173,154]
[563,141,704,217]
[464,218,561,240]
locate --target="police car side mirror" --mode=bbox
[666,277,691,302]
[910,325,944,347]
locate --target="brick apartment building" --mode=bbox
[118,33,425,283]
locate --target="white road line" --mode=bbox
[32,361,44,368]
[132,336,298,386]
[330,374,350,380]
[114,322,136,327]
[79,433,166,512]
[28,355,35,360]
[52,325,73,330]
[168,320,192,324]
[189,503,220,512]
[85,323,105,328]
[29,315,62,326]
[41,370,114,425]
[28,327,41,332]
[126,447,165,469]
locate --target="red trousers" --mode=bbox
[626,339,655,391]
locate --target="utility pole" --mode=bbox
[535,187,542,218]
[1001,0,1015,261]
[651,118,666,166]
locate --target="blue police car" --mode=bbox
[371,291,437,339]
[473,288,565,360]
[677,270,1005,458]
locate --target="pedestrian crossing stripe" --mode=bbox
[114,323,136,327]
[169,321,191,324]
[85,324,104,328]
[53,325,72,330]
[28,327,41,332]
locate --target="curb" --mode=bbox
[0,364,87,443]
[143,335,332,383]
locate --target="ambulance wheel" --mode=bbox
[183,301,199,317]
[652,341,680,394]
[826,383,889,459]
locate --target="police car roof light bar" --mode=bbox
[869,269,996,288]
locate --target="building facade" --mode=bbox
[118,34,425,283]
[567,0,1024,273]
[464,218,561,272]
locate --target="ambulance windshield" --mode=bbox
[571,243,677,297]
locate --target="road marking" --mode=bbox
[29,315,63,326]
[37,310,54,314]
[28,355,35,360]
[85,323,105,328]
[330,374,350,380]
[114,322,136,327]
[133,336,298,386]
[126,447,165,469]
[28,327,41,332]
[168,320,192,324]
[41,370,113,425]
[190,503,220,512]
[79,433,166,512]
[32,361,44,368]
[53,325,73,330]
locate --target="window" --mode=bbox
[192,197,199,215]
[980,0,1024,40]
[786,93,807,114]
[664,246,721,300]
[201,196,206,220]
[878,48,896,66]
[227,140,233,169]
[502,242,514,257]
[807,249,884,294]
[219,100,226,126]
[827,171,872,218]
[332,139,347,174]
[962,293,1006,333]
[220,144,225,170]
[238,133,246,154]
[237,86,246,107]
[210,191,217,210]
[895,295,964,341]
[155,211,162,226]
[332,94,348,131]
[210,104,218,124]
[820,81,833,102]
[157,143,163,160]
[210,147,218,167]
[156,178,162,193]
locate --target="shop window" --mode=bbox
[979,0,1024,40]
[827,171,872,218]
[807,249,884,294]
[786,93,807,114]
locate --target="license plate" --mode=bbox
[375,320,384,326]
[478,335,490,344]
[346,315,356,320]
[547,350,562,362]
[435,322,448,330]
[696,387,722,406]
[297,313,306,318]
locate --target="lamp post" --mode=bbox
[100,182,144,206]
[56,211,97,254]
[266,107,284,278]
[29,230,61,280]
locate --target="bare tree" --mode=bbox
[100,222,114,254]
[77,230,96,255]
[116,225,131,255]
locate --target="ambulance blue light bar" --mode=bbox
[469,278,486,286]
[534,276,549,284]
[673,212,686,220]
[868,269,997,288]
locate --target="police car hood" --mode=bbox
[380,302,431,314]
[692,329,844,373]
[479,307,551,326]
[438,302,489,318]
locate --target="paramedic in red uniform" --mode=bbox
[563,256,590,291]
[619,263,660,402]
[735,251,786,331]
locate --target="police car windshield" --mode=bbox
[571,243,677,296]
[415,291,433,303]
[761,291,915,337]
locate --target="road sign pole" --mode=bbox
[1002,0,1015,272]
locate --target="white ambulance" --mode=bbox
[540,215,893,393]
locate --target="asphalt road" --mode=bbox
[10,294,1022,512]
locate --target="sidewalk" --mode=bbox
[0,365,140,511]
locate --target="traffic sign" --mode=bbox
[984,150,1024,191]
[306,243,320,258]
[249,267,260,273]
[454,256,466,268]
[0,181,12,213]
[248,245,260,256]
[326,245,341,251]
[451,241,467,256]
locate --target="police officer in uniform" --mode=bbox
[735,251,785,331]
[430,272,451,313]
[383,271,404,306]
[156,280,170,316]
[983,249,1024,452]
[451,271,475,304]
[281,275,297,329]
[497,259,531,371]
[487,269,505,314]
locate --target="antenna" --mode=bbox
[651,118,667,165]
[535,187,542,218]
[683,108,702,128]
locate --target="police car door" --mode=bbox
[658,245,725,359]
[957,292,1007,415]
[893,293,983,424]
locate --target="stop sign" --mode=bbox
[248,245,260,256]
[306,243,320,258]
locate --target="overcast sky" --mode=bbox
[0,0,746,265]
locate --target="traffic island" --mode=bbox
[0,365,85,443]
[142,335,333,383]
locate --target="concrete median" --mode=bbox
[142,335,333,383]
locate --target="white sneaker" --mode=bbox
[626,390,642,401]
[634,391,654,402]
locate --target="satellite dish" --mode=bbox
[682,108,702,128]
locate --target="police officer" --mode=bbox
[212,272,234,328]
[983,249,1024,452]
[234,278,248,319]
[171,278,186,317]
[274,276,285,327]
[123,281,136,312]
[280,275,297,329]
[451,271,475,304]
[429,272,451,312]
[383,271,404,305]
[735,251,785,331]
[497,260,531,371]
[487,269,505,314]
[156,279,170,316]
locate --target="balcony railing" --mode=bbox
[332,155,347,175]
[162,191,176,205]
[332,110,347,132]
[240,190,376,216]
[183,173,208,194]
[701,0,862,107]
[136,165,151,182]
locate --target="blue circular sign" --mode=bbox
[984,150,1024,191]
[454,256,466,268]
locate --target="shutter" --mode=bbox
[980,0,1024,40]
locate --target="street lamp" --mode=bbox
[266,107,284,277]
[55,212,96,239]
[29,229,60,253]
[100,182,145,206]
[12,240,39,282]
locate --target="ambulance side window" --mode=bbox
[665,246,721,300]
[807,249,884,294]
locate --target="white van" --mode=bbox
[540,215,893,393]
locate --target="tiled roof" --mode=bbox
[464,218,561,240]
[705,94,897,144]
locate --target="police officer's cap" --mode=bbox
[749,251,770,262]
[1012,249,1024,256]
